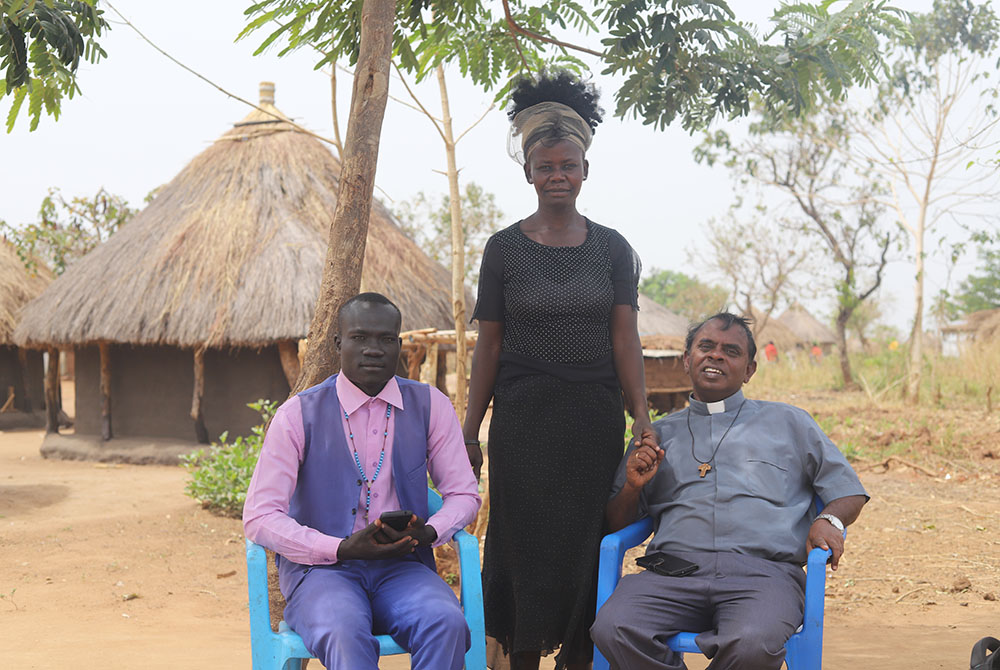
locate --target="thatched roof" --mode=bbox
[0,240,51,345]
[778,302,835,346]
[15,84,456,349]
[748,307,800,352]
[942,307,1000,337]
[636,294,689,338]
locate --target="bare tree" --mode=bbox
[697,212,811,338]
[843,0,1000,402]
[697,110,896,388]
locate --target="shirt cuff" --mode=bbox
[312,535,343,564]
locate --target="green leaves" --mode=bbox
[181,399,279,518]
[599,0,908,131]
[0,0,107,132]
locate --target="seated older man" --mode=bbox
[591,312,867,670]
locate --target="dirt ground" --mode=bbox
[1,389,999,669]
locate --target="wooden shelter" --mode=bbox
[14,83,455,445]
[634,294,690,413]
[0,240,51,424]
[778,302,836,353]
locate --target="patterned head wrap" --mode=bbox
[507,101,593,165]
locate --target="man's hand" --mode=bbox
[374,514,438,547]
[625,437,664,491]
[807,519,846,570]
[465,441,483,481]
[338,521,417,561]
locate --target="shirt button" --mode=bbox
[373,492,379,498]
[372,429,378,435]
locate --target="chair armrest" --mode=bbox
[802,545,831,635]
[246,539,275,641]
[596,517,654,610]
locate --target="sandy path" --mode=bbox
[2,424,998,669]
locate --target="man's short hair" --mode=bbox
[685,312,757,361]
[337,292,402,330]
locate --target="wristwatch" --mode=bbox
[815,513,845,533]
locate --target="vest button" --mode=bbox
[351,508,356,515]
[357,479,362,486]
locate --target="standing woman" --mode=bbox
[463,71,653,670]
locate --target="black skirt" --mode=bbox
[483,374,625,669]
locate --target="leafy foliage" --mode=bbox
[180,399,278,518]
[240,0,593,102]
[0,0,108,131]
[597,0,909,130]
[394,182,503,284]
[639,268,727,322]
[942,246,1000,317]
[0,187,134,274]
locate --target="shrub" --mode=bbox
[180,399,278,518]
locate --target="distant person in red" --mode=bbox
[810,342,823,364]
[764,341,778,363]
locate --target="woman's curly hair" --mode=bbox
[507,70,604,133]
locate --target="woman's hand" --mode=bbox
[629,415,656,451]
[625,442,664,491]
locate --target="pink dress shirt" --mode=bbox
[243,373,481,565]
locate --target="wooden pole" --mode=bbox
[44,347,60,432]
[98,342,112,441]
[277,341,301,390]
[16,348,32,412]
[291,0,398,395]
[190,346,209,444]
[435,64,468,416]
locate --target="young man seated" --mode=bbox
[592,312,867,670]
[243,292,481,670]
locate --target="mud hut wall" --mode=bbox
[0,346,44,412]
[75,344,289,441]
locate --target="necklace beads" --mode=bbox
[344,404,392,522]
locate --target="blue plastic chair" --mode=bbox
[593,497,833,670]
[245,488,487,670]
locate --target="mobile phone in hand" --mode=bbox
[379,509,415,532]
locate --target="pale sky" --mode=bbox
[1,0,973,333]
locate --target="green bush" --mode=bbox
[180,399,278,518]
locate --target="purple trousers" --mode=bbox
[283,556,470,670]
[591,551,805,670]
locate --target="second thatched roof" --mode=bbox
[778,302,836,346]
[15,84,456,349]
[1,240,52,346]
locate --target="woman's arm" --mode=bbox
[463,320,503,480]
[611,304,653,446]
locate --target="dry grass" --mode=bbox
[14,102,456,349]
[0,239,51,345]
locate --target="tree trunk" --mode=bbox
[98,342,112,441]
[835,308,855,389]
[190,346,209,444]
[277,341,301,390]
[44,347,59,434]
[906,232,925,404]
[435,64,467,416]
[291,0,398,395]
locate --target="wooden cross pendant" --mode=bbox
[698,463,712,478]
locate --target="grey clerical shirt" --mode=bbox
[610,390,867,565]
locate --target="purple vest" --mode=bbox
[277,374,434,597]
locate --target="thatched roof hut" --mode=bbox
[748,307,799,354]
[941,307,1000,356]
[636,293,689,350]
[779,302,836,350]
[0,240,51,418]
[15,83,457,447]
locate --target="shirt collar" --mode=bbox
[336,372,404,415]
[688,389,745,416]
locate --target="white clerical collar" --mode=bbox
[688,389,746,416]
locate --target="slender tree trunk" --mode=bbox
[906,228,925,404]
[98,342,112,440]
[435,64,468,417]
[44,347,59,434]
[835,308,854,389]
[292,0,397,395]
